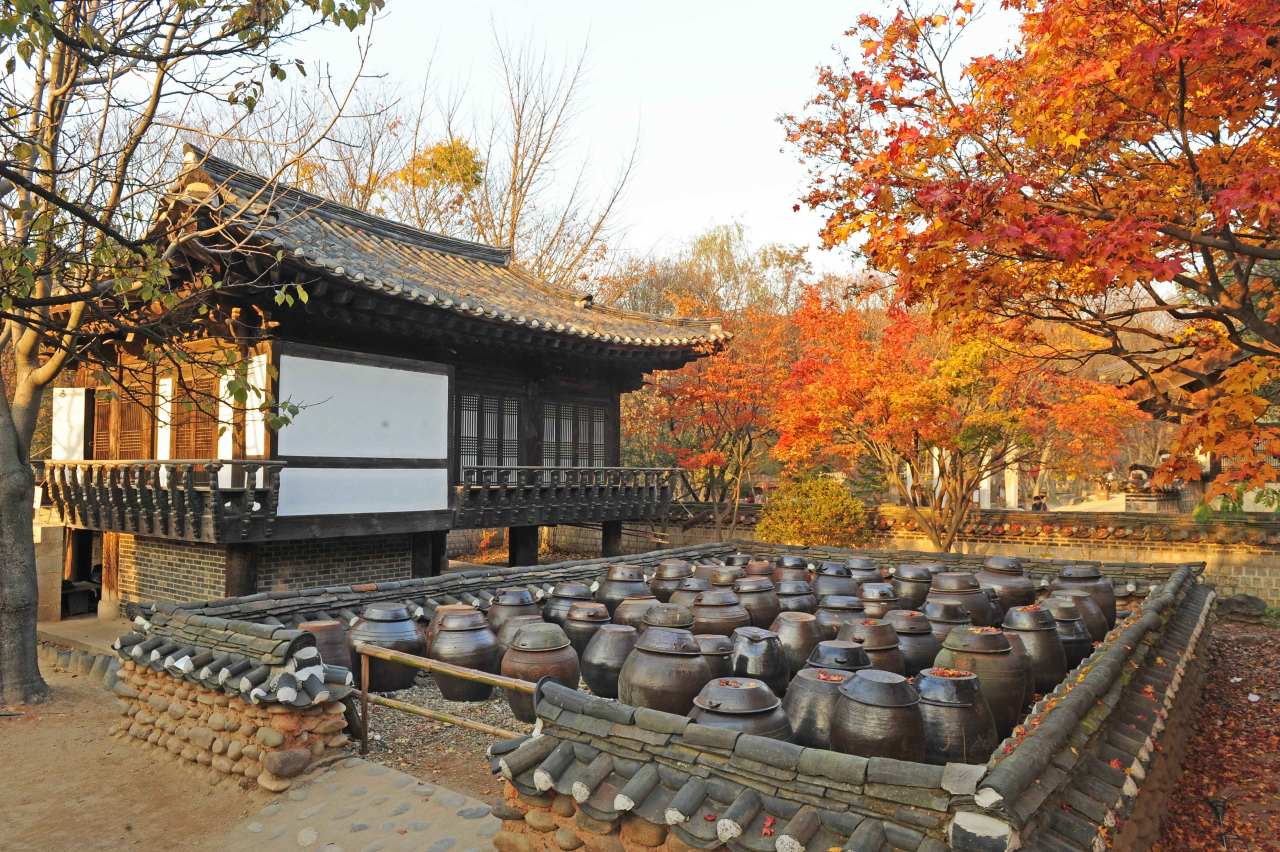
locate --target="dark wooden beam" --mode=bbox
[601,521,624,558]
[509,525,540,568]
[225,543,259,597]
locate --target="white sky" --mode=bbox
[292,1,1019,275]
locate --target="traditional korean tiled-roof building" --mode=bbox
[44,146,726,606]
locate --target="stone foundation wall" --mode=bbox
[256,534,413,592]
[106,661,350,793]
[118,536,227,605]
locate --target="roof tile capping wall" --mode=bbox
[117,541,1213,848]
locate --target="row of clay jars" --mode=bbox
[1049,564,1117,628]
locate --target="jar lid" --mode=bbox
[844,557,880,571]
[676,578,713,592]
[635,626,702,655]
[692,677,781,713]
[857,582,898,602]
[550,582,593,601]
[838,669,920,707]
[771,611,817,625]
[886,610,932,634]
[942,625,1012,654]
[791,667,852,690]
[1002,605,1057,631]
[1054,589,1098,607]
[932,572,980,592]
[566,602,610,623]
[734,577,776,593]
[359,604,412,622]
[494,587,536,606]
[814,561,851,577]
[1044,598,1084,622]
[806,640,871,671]
[915,668,981,706]
[775,581,814,595]
[693,590,742,607]
[723,553,754,566]
[653,561,695,580]
[695,634,733,656]
[643,603,695,629]
[837,618,899,650]
[982,555,1025,574]
[710,567,746,586]
[894,565,934,583]
[731,626,778,644]
[919,562,949,575]
[775,555,809,569]
[923,600,971,623]
[605,565,646,581]
[743,560,774,576]
[436,607,489,631]
[511,623,571,652]
[1059,565,1102,580]
[817,595,863,611]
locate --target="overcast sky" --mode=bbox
[292,1,1019,274]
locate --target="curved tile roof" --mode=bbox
[169,145,729,355]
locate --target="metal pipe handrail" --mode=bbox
[354,642,536,693]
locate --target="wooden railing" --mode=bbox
[453,465,676,529]
[40,459,286,543]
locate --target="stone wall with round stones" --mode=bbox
[107,661,350,792]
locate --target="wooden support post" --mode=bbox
[509,525,540,567]
[410,531,433,579]
[601,520,624,558]
[224,543,259,598]
[430,529,448,575]
[360,653,370,756]
[62,528,93,582]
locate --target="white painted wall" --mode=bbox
[51,388,87,460]
[275,468,450,516]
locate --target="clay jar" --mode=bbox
[1052,589,1109,642]
[857,583,900,619]
[495,614,543,658]
[487,587,540,636]
[811,562,860,599]
[743,560,775,578]
[723,553,754,566]
[669,578,713,610]
[829,669,925,762]
[983,588,1005,628]
[618,626,712,715]
[974,555,1036,611]
[1002,605,1069,694]
[769,611,825,676]
[933,626,1026,739]
[775,581,818,614]
[845,557,886,587]
[347,604,427,693]
[837,619,906,675]
[691,590,752,637]
[425,604,474,656]
[733,577,782,628]
[301,620,353,670]
[543,583,593,628]
[595,565,651,617]
[710,567,746,589]
[914,668,999,765]
[1005,631,1037,712]
[804,640,872,675]
[782,667,851,750]
[641,603,696,635]
[688,677,793,741]
[927,573,994,626]
[1050,565,1117,628]
[428,607,501,701]
[773,554,811,585]
[581,624,638,699]
[729,627,790,697]
[696,634,734,679]
[891,565,934,611]
[502,623,578,722]
[692,560,720,581]
[815,596,864,640]
[613,595,659,630]
[564,602,611,659]
[1044,598,1094,670]
[887,610,943,678]
[924,600,972,644]
[649,560,694,603]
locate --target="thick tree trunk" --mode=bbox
[0,454,47,704]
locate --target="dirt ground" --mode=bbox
[0,668,269,852]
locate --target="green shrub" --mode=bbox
[755,478,870,548]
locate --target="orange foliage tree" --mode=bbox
[773,292,1142,551]
[784,0,1280,505]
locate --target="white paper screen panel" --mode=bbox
[51,388,87,460]
[275,468,449,516]
[276,355,448,459]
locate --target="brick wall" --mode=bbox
[117,536,227,605]
[255,534,412,592]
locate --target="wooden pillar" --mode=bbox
[224,543,259,598]
[601,520,624,558]
[509,525,540,567]
[411,530,450,578]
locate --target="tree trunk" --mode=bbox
[0,453,47,704]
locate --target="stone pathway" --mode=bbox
[221,756,500,852]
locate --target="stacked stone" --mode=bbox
[106,658,349,792]
[490,780,672,852]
